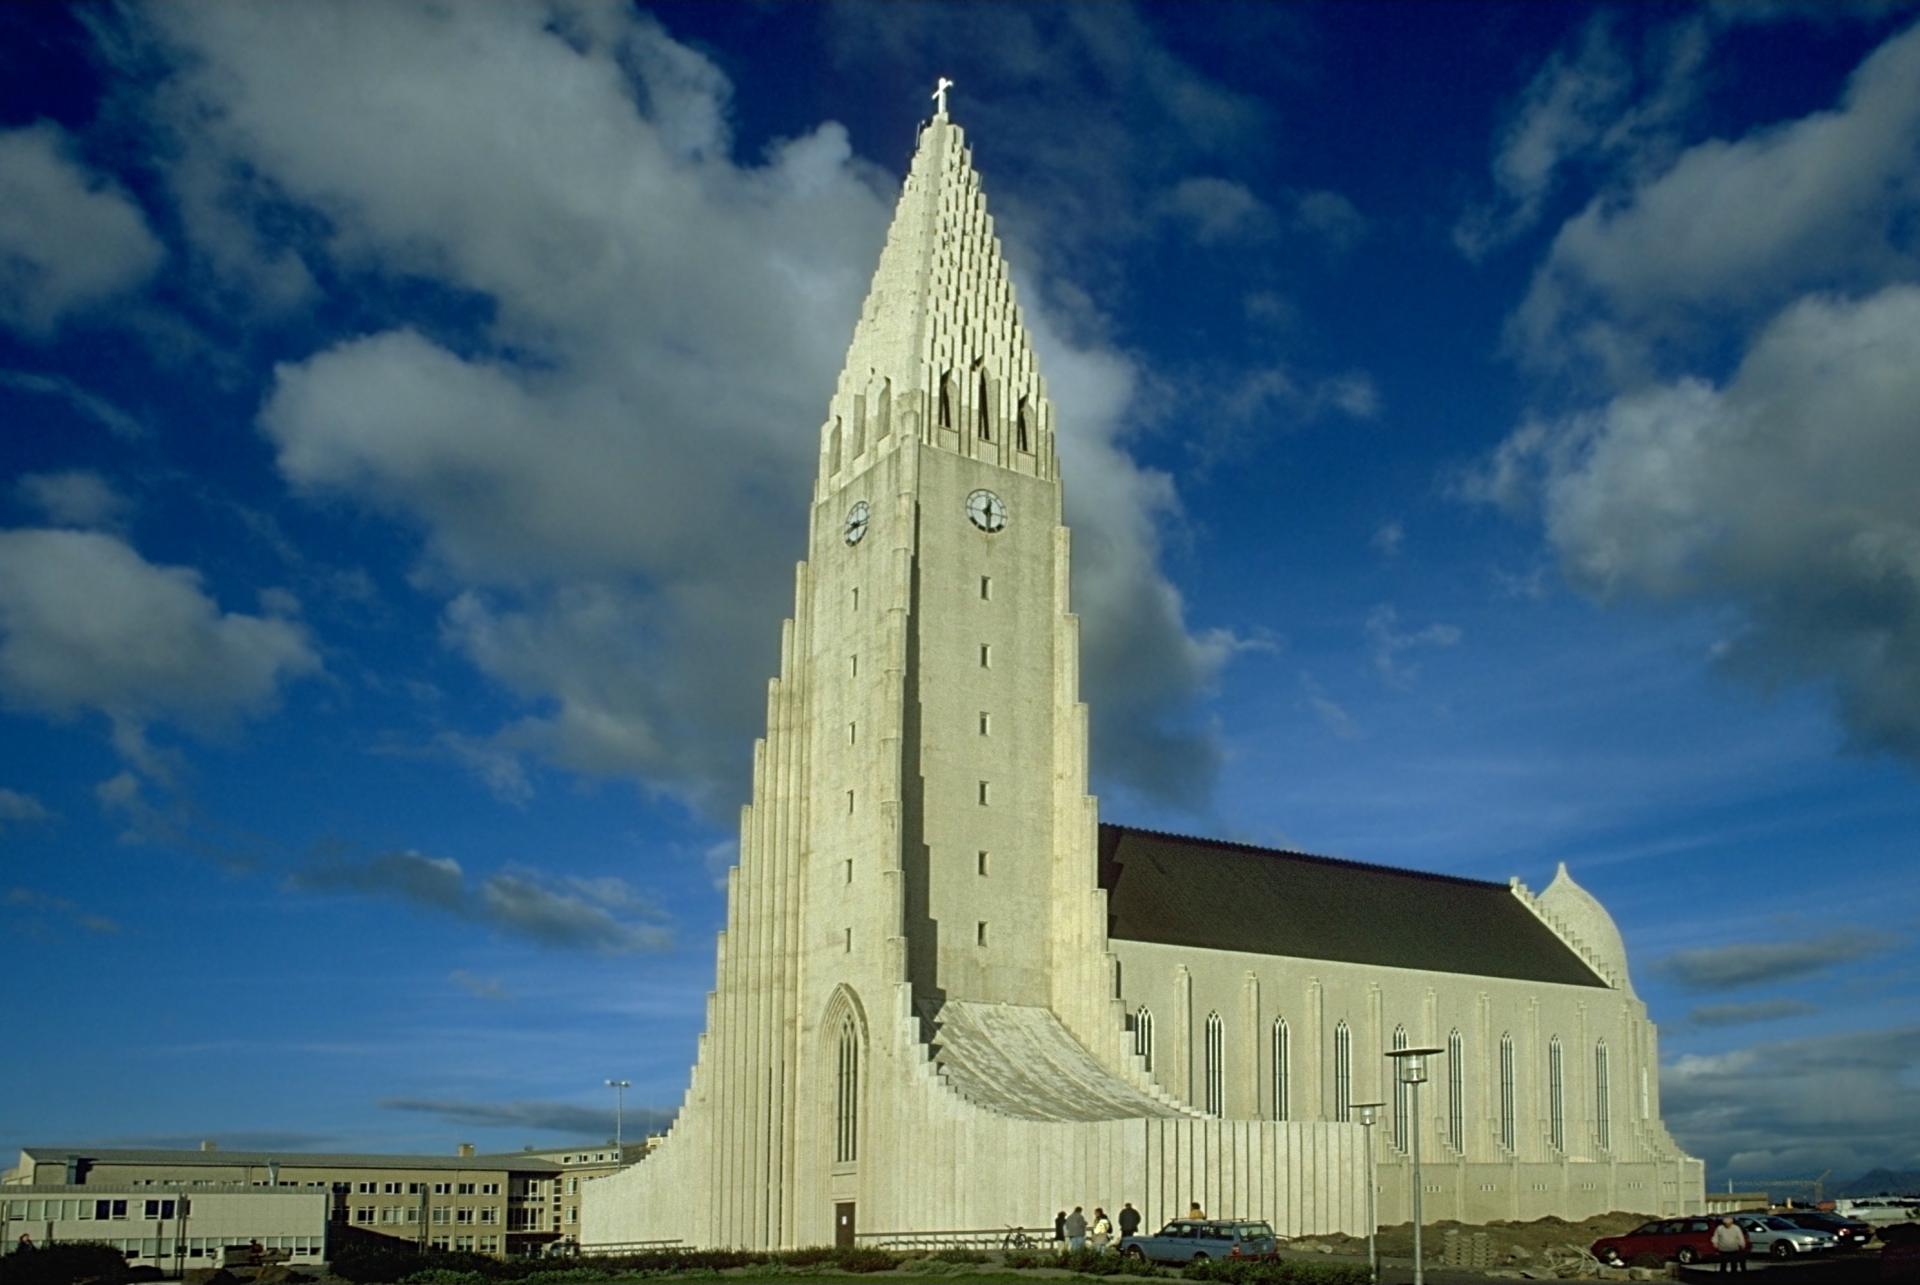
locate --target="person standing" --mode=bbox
[1090,1208,1112,1252]
[1188,1201,1207,1221]
[1053,1210,1066,1248]
[1711,1216,1750,1274]
[1065,1206,1088,1252]
[1117,1203,1141,1240]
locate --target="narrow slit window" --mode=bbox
[1016,397,1032,452]
[844,927,852,953]
[977,780,990,805]
[977,850,988,875]
[977,372,992,440]
[979,711,990,735]
[979,643,991,668]
[980,575,991,600]
[851,653,858,678]
[843,859,853,885]
[976,921,988,945]
[851,586,859,611]
[846,789,854,815]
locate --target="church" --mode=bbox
[582,96,1703,1252]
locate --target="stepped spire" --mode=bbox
[818,95,1053,491]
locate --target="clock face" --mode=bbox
[966,488,1007,533]
[843,500,870,546]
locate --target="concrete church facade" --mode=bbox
[582,102,1702,1252]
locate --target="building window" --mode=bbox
[976,921,988,945]
[433,1183,451,1196]
[851,586,859,611]
[567,1178,578,1195]
[1549,1036,1565,1152]
[1016,397,1032,452]
[479,1208,498,1224]
[851,653,857,678]
[979,710,990,735]
[356,1183,376,1195]
[835,1014,861,1164]
[354,1208,373,1225]
[382,1182,401,1195]
[432,1208,450,1225]
[979,643,991,667]
[977,850,988,875]
[457,1183,476,1196]
[1595,1040,1612,1151]
[1447,1029,1465,1151]
[978,780,990,805]
[849,721,856,745]
[843,926,852,952]
[1499,1032,1517,1152]
[1271,1017,1290,1120]
[980,575,991,600]
[847,789,855,815]
[843,858,853,884]
[1202,1011,1225,1116]
[977,371,993,440]
[1334,1021,1352,1122]
[1134,1006,1155,1073]
[456,1209,475,1225]
[1391,1025,1410,1151]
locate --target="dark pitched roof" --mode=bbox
[1098,824,1607,988]
[19,1146,565,1173]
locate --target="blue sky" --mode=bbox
[2,1,1917,1187]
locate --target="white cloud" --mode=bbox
[118,0,1249,815]
[0,787,52,829]
[1364,604,1462,686]
[1158,177,1276,246]
[0,370,145,438]
[1513,18,1920,376]
[291,848,671,954]
[1476,285,1920,761]
[1664,1025,1920,1176]
[0,528,321,742]
[16,470,130,529]
[1370,522,1404,559]
[0,122,164,336]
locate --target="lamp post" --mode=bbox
[605,1079,631,1149]
[1384,1047,1445,1285]
[1350,1102,1385,1283]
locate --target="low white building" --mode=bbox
[2,1185,329,1271]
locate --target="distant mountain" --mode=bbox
[1836,1169,1920,1197]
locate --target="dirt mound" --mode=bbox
[1290,1211,1648,1268]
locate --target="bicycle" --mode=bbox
[1001,1227,1038,1250]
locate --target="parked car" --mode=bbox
[1879,1222,1920,1281]
[1591,1217,1721,1266]
[1734,1214,1836,1258]
[1119,1219,1279,1264]
[1777,1210,1874,1248]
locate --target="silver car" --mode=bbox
[1734,1215,1836,1258]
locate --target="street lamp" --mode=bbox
[605,1079,631,1149]
[1384,1047,1444,1285]
[1350,1102,1385,1283]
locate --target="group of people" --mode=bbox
[1052,1201,1144,1252]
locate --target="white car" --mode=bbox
[1733,1215,1836,1258]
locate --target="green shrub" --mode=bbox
[1002,1252,1045,1270]
[0,1242,130,1285]
[927,1249,987,1265]
[832,1247,901,1274]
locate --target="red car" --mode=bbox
[1591,1217,1722,1266]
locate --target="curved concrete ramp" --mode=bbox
[925,1000,1192,1121]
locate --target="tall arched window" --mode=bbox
[1271,1018,1291,1121]
[1595,1040,1611,1151]
[938,369,955,429]
[1548,1036,1565,1152]
[1446,1029,1465,1152]
[977,372,993,440]
[1334,1021,1352,1122]
[1203,1012,1225,1115]
[835,1014,860,1164]
[1016,397,1032,452]
[1134,1006,1154,1073]
[1390,1025,1410,1151]
[1499,1032,1516,1152]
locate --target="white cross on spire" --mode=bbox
[932,76,954,117]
